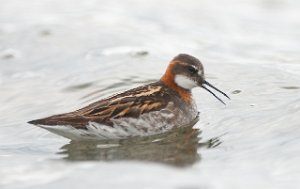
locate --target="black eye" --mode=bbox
[188,66,198,74]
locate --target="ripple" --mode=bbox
[280,86,299,90]
[85,46,149,60]
[63,82,94,92]
[79,77,156,103]
[0,49,21,60]
[231,89,242,94]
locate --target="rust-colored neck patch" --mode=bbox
[161,61,192,103]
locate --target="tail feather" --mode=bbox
[27,113,90,129]
[28,119,45,125]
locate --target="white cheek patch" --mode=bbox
[174,75,198,90]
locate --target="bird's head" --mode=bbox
[161,54,230,104]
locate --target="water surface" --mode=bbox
[0,0,300,188]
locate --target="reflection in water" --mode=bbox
[280,86,299,90]
[58,126,221,167]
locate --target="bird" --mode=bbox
[28,54,230,140]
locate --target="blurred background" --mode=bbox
[0,0,300,188]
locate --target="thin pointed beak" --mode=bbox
[201,80,230,105]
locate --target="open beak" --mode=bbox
[201,80,230,105]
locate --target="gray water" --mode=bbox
[1,0,300,188]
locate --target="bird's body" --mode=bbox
[28,54,229,140]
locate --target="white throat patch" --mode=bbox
[174,75,198,90]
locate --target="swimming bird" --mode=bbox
[28,54,229,140]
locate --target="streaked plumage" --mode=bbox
[28,54,229,140]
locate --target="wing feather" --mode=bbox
[29,83,171,129]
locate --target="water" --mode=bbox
[0,0,300,188]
